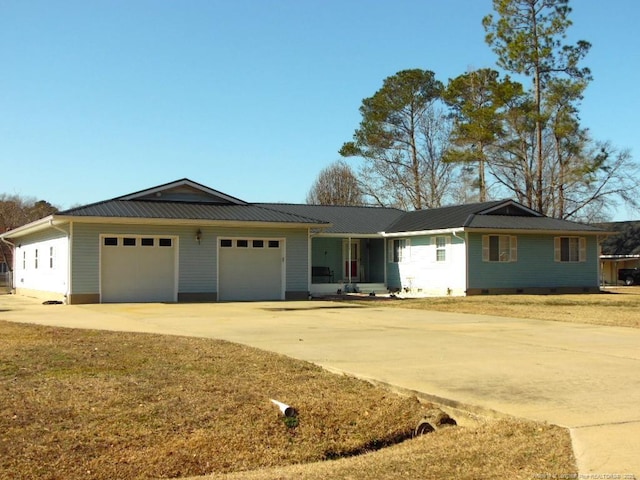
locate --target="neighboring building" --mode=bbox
[598,221,640,285]
[0,178,606,304]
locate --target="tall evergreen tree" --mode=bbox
[483,0,591,212]
[339,69,457,210]
[444,69,523,201]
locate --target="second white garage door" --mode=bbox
[101,236,177,303]
[218,238,284,301]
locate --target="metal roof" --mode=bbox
[465,214,604,232]
[59,200,329,225]
[385,200,604,234]
[385,200,507,232]
[2,177,607,239]
[48,198,607,234]
[259,204,405,235]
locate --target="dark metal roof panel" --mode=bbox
[59,200,328,225]
[386,201,506,232]
[466,215,605,232]
[385,200,604,233]
[259,204,405,234]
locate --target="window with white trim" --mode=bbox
[23,251,26,270]
[482,235,517,262]
[554,237,586,262]
[34,249,39,269]
[49,246,55,269]
[389,238,410,263]
[435,236,448,262]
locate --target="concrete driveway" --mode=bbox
[1,295,639,476]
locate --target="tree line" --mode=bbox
[0,195,58,270]
[308,0,639,222]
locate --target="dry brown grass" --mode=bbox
[0,320,576,480]
[350,287,640,328]
[198,419,574,480]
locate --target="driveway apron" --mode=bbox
[1,296,639,476]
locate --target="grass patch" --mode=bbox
[350,288,640,328]
[0,320,576,480]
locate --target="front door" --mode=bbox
[342,239,360,282]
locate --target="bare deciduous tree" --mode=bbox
[306,160,363,206]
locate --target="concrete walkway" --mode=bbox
[1,295,639,477]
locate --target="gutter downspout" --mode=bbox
[50,220,72,304]
[0,237,15,290]
[452,230,467,296]
[347,236,352,287]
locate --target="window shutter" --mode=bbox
[554,237,561,262]
[510,236,517,262]
[431,237,436,263]
[579,237,587,262]
[482,235,489,262]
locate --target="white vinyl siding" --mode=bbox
[387,235,466,296]
[433,236,450,262]
[13,231,69,296]
[389,238,410,263]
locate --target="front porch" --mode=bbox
[309,236,388,297]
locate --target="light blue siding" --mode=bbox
[467,233,599,289]
[70,222,309,297]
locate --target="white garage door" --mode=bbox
[101,236,177,303]
[218,238,283,301]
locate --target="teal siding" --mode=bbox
[367,238,385,282]
[467,233,599,289]
[311,237,385,283]
[312,238,342,281]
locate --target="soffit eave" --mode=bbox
[462,227,609,236]
[381,227,465,237]
[60,215,329,229]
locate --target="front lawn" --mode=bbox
[0,320,576,480]
[350,288,640,328]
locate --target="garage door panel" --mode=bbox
[101,237,176,303]
[218,239,283,301]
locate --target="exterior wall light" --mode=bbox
[195,229,202,244]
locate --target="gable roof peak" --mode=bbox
[117,178,248,205]
[475,199,543,217]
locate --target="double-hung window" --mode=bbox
[482,235,517,262]
[554,237,586,262]
[435,236,448,262]
[390,238,410,263]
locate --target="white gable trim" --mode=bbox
[118,178,248,205]
[380,228,465,238]
[477,200,542,217]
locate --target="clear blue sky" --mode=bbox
[1,0,638,220]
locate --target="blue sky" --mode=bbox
[1,0,638,220]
